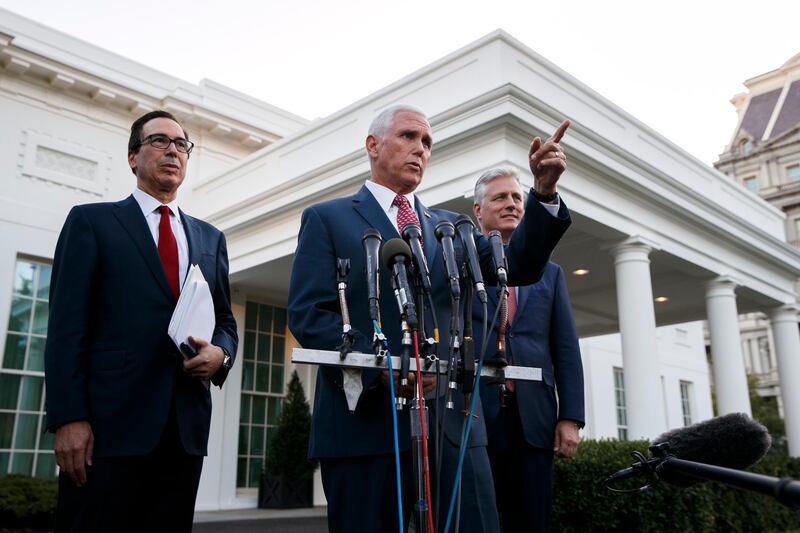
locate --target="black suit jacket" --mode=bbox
[288,185,570,458]
[44,195,238,457]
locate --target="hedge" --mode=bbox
[0,475,57,530]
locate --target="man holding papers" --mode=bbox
[44,110,237,533]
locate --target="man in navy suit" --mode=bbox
[288,104,572,532]
[473,167,584,532]
[44,110,237,533]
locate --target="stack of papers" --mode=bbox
[168,264,215,357]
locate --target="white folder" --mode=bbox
[168,264,215,357]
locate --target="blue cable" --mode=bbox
[374,320,404,533]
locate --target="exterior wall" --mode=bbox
[581,322,713,440]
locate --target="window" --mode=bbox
[237,302,288,488]
[739,139,753,156]
[757,336,772,373]
[679,381,693,427]
[787,164,800,183]
[743,176,759,193]
[613,367,627,440]
[1,258,55,477]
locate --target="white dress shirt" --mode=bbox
[132,188,190,289]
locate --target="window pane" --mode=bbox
[15,413,38,449]
[38,422,54,450]
[37,265,52,300]
[239,396,251,424]
[250,426,264,456]
[252,396,266,425]
[19,376,44,411]
[270,365,284,394]
[245,302,258,331]
[27,337,45,372]
[238,425,249,455]
[237,457,247,488]
[248,458,262,488]
[255,364,269,392]
[13,262,36,297]
[31,301,48,335]
[273,308,287,335]
[35,453,56,478]
[10,452,34,475]
[271,336,285,364]
[0,413,14,448]
[257,334,270,362]
[258,305,272,332]
[243,331,256,360]
[8,297,32,333]
[2,334,26,370]
[0,452,8,475]
[242,362,254,391]
[268,397,281,425]
[0,373,21,409]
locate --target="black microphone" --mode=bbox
[487,230,508,286]
[606,413,772,487]
[362,228,383,322]
[454,215,487,304]
[381,238,419,330]
[434,220,460,301]
[401,223,432,295]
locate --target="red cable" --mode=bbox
[412,330,435,533]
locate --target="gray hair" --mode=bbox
[473,167,522,205]
[368,104,428,138]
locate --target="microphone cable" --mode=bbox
[373,320,404,533]
[412,329,435,533]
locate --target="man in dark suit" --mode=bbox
[288,104,572,532]
[473,167,584,532]
[44,110,237,533]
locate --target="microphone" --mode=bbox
[401,223,432,295]
[454,215,487,303]
[487,230,508,286]
[606,413,772,487]
[381,238,419,330]
[362,228,383,322]
[434,220,461,301]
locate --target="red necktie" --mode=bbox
[158,206,180,300]
[392,194,422,241]
[505,288,517,392]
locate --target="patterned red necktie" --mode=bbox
[505,287,518,392]
[392,194,422,241]
[157,206,180,300]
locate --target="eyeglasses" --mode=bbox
[139,134,194,154]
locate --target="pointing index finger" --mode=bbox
[548,119,571,143]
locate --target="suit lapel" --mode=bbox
[352,185,398,241]
[415,197,440,274]
[180,210,202,268]
[516,285,530,317]
[112,195,174,302]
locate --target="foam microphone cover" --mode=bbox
[652,412,771,486]
[381,238,412,269]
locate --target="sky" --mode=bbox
[0,0,797,165]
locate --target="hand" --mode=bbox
[553,419,581,458]
[529,119,571,195]
[183,336,225,380]
[381,370,437,396]
[54,421,94,487]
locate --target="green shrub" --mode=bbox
[0,475,57,529]
[553,439,800,532]
[265,370,318,480]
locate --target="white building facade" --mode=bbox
[1,9,798,511]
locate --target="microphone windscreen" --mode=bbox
[381,238,412,268]
[652,412,771,486]
[362,227,382,243]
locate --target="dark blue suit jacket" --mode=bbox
[44,195,238,457]
[288,185,570,458]
[476,263,584,449]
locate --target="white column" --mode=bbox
[612,237,666,439]
[705,276,752,416]
[768,305,800,457]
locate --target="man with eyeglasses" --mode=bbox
[44,110,237,532]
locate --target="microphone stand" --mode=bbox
[335,258,354,359]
